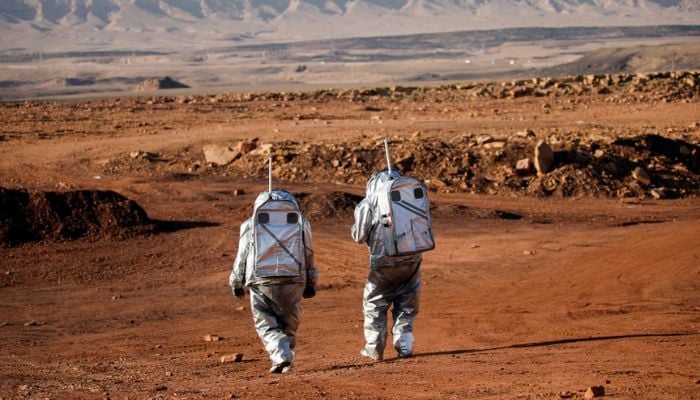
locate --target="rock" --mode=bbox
[235,306,246,311]
[515,158,532,174]
[476,135,494,145]
[203,334,223,342]
[220,353,244,363]
[235,140,257,155]
[17,384,31,395]
[134,77,189,91]
[559,391,574,399]
[129,150,151,160]
[233,189,245,196]
[510,87,532,98]
[251,143,273,156]
[429,178,448,189]
[515,129,535,138]
[24,320,38,326]
[632,167,651,185]
[523,250,535,255]
[650,187,667,199]
[189,161,202,172]
[534,140,555,175]
[154,385,167,391]
[203,144,241,166]
[483,141,506,150]
[584,386,605,399]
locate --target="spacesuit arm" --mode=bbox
[230,219,252,290]
[351,197,374,244]
[303,220,318,289]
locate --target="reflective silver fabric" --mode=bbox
[362,259,420,358]
[250,284,304,366]
[352,170,422,358]
[230,190,317,289]
[229,190,318,369]
[254,200,304,278]
[375,177,434,255]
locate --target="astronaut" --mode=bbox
[351,169,422,361]
[230,189,318,373]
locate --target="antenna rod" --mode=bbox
[384,138,392,176]
[268,156,272,192]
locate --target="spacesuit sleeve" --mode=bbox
[303,220,318,289]
[351,197,373,244]
[230,219,252,289]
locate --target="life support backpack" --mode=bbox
[252,193,306,278]
[376,176,435,256]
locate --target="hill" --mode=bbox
[1,0,699,51]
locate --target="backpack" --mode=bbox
[376,176,435,256]
[252,194,306,278]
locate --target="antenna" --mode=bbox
[268,156,272,192]
[384,138,392,177]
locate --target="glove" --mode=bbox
[303,286,316,299]
[233,287,245,300]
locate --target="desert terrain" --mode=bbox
[3,25,700,101]
[1,71,699,400]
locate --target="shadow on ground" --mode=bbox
[155,220,220,232]
[321,332,699,372]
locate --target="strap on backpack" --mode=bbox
[258,223,302,268]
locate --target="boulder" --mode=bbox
[203,334,223,342]
[250,143,273,156]
[483,141,506,150]
[134,77,189,91]
[632,167,651,185]
[203,144,240,166]
[584,386,605,399]
[534,140,555,175]
[220,353,244,363]
[235,140,257,155]
[515,129,535,138]
[516,158,532,174]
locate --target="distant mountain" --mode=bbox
[1,0,699,50]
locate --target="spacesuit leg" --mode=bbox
[275,284,303,351]
[250,284,303,370]
[391,269,421,357]
[362,280,390,360]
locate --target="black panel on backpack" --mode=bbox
[258,212,270,224]
[286,213,299,224]
[413,188,424,199]
[390,190,401,202]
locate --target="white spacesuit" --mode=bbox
[230,189,318,373]
[351,170,422,360]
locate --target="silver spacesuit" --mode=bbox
[351,170,421,360]
[230,190,318,373]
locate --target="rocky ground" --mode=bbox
[0,71,699,399]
